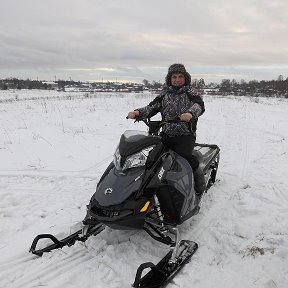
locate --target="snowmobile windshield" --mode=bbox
[113,130,157,171]
[122,130,148,142]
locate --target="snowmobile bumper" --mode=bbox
[87,197,150,230]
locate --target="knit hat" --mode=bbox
[165,63,191,86]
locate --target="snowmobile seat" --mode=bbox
[192,149,203,165]
[193,143,220,172]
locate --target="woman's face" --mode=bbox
[171,73,185,87]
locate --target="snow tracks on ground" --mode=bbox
[0,93,287,288]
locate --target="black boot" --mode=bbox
[194,166,206,200]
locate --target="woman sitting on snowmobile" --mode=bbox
[127,63,206,199]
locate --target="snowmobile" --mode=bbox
[30,116,220,288]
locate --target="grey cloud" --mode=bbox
[1,0,288,82]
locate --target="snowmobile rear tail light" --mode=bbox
[140,201,150,212]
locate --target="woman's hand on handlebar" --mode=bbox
[180,113,193,122]
[127,111,140,119]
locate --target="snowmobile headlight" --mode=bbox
[122,146,154,171]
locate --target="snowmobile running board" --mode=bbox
[29,224,105,257]
[133,240,198,288]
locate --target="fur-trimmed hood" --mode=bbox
[165,63,191,86]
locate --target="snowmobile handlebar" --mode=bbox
[126,116,181,135]
[126,115,180,123]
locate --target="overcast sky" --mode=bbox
[1,0,288,83]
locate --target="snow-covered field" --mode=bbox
[0,90,287,288]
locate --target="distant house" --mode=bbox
[42,81,58,90]
[203,88,220,95]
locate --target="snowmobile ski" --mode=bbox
[132,240,198,288]
[29,223,104,256]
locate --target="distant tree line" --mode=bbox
[145,75,288,97]
[216,76,288,97]
[1,76,288,97]
[142,78,206,90]
[0,78,144,92]
[0,78,54,90]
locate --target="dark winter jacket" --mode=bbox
[136,85,205,137]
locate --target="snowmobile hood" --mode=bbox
[95,166,144,206]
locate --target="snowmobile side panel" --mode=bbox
[153,154,196,225]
